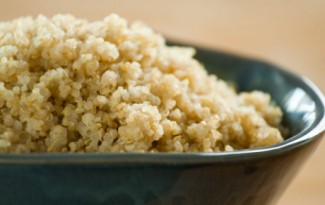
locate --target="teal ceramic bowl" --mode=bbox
[0,43,324,205]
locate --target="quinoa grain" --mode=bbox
[0,14,284,153]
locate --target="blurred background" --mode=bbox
[0,0,324,204]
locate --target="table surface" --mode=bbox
[0,1,324,204]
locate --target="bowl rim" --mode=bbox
[0,45,324,165]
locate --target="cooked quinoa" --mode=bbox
[0,14,284,153]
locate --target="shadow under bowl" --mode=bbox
[0,43,324,205]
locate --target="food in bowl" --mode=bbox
[0,14,284,153]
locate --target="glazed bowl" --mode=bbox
[0,43,324,205]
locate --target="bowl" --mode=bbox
[0,43,324,205]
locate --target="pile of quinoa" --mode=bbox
[0,14,284,153]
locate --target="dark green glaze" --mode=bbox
[0,43,324,205]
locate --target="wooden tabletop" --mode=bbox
[1,1,324,204]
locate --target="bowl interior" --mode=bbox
[0,43,324,164]
[194,47,324,140]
